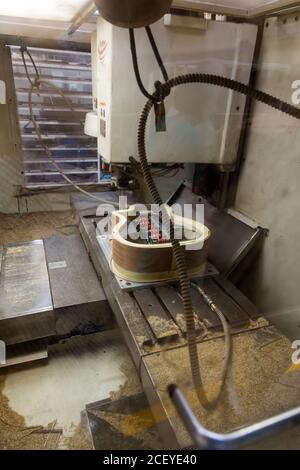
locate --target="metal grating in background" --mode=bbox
[10,46,99,188]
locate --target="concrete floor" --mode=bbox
[0,329,141,449]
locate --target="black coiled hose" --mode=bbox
[137,73,300,409]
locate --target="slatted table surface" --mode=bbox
[132,275,260,344]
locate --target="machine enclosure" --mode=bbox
[93,15,257,165]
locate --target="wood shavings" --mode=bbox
[0,211,76,245]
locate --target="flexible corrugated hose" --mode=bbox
[137,73,300,409]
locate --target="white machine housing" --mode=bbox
[93,14,257,165]
[84,32,98,138]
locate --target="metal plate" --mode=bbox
[86,393,161,450]
[167,183,264,279]
[0,340,48,369]
[155,286,203,334]
[0,240,52,319]
[44,233,107,309]
[134,289,179,340]
[0,240,55,345]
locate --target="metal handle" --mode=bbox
[168,384,300,450]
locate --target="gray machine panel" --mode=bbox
[0,240,55,345]
[0,240,52,319]
[44,234,107,309]
[0,234,112,347]
[167,182,265,279]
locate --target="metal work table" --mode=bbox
[0,232,113,362]
[0,240,54,346]
[79,214,300,449]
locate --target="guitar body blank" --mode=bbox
[111,205,210,283]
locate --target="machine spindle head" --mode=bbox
[94,0,172,28]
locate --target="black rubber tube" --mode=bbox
[129,29,153,101]
[137,73,300,409]
[129,27,170,103]
[145,25,169,82]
